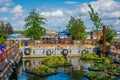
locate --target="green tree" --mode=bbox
[88,4,103,34]
[66,16,86,40]
[0,20,8,39]
[24,9,46,40]
[99,25,117,44]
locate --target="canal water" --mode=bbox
[11,57,90,80]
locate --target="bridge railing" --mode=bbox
[0,43,19,71]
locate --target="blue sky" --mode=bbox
[0,0,120,31]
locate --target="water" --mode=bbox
[15,57,90,80]
[14,57,120,80]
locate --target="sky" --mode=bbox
[0,0,120,32]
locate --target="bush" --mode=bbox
[41,56,70,67]
[81,53,99,59]
[31,64,55,74]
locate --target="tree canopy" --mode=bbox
[66,16,86,40]
[0,20,8,45]
[24,9,46,40]
[88,4,103,34]
[0,20,8,39]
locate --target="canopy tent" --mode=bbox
[59,31,70,35]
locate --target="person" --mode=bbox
[0,45,5,62]
[0,50,3,62]
[0,45,7,62]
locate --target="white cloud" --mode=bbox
[11,5,23,16]
[0,0,13,6]
[0,0,9,4]
[0,7,8,12]
[115,20,120,25]
[12,20,25,30]
[79,0,120,14]
[103,11,120,18]
[43,16,70,31]
[79,3,89,14]
[40,10,64,17]
[73,0,120,30]
[64,1,79,4]
[0,17,8,21]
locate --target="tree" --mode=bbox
[99,25,117,44]
[0,20,8,39]
[66,16,86,40]
[88,4,103,34]
[24,9,46,40]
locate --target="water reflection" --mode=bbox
[16,57,91,80]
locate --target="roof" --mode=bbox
[7,38,32,40]
[46,30,58,35]
[9,33,24,38]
